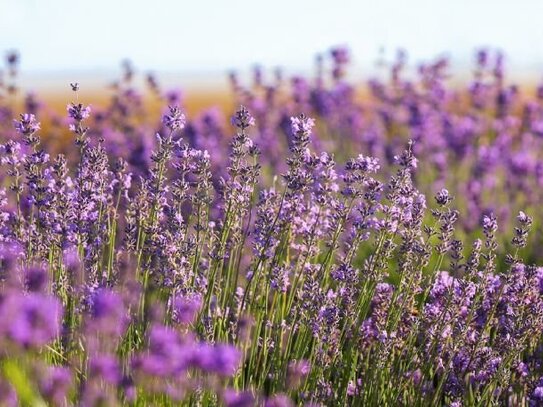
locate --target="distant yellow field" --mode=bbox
[34,88,236,119]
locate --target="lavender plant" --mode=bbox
[1,48,543,406]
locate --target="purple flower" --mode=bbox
[192,343,242,376]
[222,389,255,407]
[133,324,193,377]
[265,394,294,407]
[435,188,452,206]
[290,114,315,135]
[6,50,19,67]
[394,140,418,169]
[0,292,62,349]
[39,366,72,406]
[352,154,380,173]
[88,354,121,384]
[270,266,290,293]
[534,386,543,400]
[67,103,91,121]
[162,105,186,132]
[531,380,543,405]
[330,46,350,65]
[171,292,202,324]
[231,106,255,129]
[482,214,498,234]
[24,266,48,292]
[13,113,40,136]
[86,289,128,337]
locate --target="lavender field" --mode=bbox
[1,47,543,406]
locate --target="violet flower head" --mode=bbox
[483,214,498,235]
[162,105,186,132]
[24,93,42,114]
[6,50,19,68]
[266,394,294,407]
[531,380,543,405]
[435,188,452,206]
[39,366,73,405]
[290,113,315,135]
[512,210,533,251]
[14,114,41,147]
[67,103,91,121]
[270,266,291,293]
[193,343,242,376]
[517,211,533,226]
[288,113,315,159]
[476,49,489,68]
[222,389,255,407]
[331,46,350,65]
[330,46,350,79]
[87,289,128,338]
[0,292,63,349]
[135,325,183,377]
[24,266,48,292]
[88,354,121,384]
[171,292,202,325]
[13,113,40,136]
[231,105,255,130]
[353,154,380,173]
[394,140,418,169]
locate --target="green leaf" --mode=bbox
[2,359,47,407]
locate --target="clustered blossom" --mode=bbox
[162,105,186,132]
[290,113,315,135]
[170,292,202,324]
[0,290,62,349]
[13,113,40,138]
[230,105,255,129]
[0,47,543,406]
[67,103,91,121]
[435,188,452,206]
[512,210,533,250]
[67,101,92,147]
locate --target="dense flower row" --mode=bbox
[0,48,543,405]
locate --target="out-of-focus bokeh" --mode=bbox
[2,0,543,104]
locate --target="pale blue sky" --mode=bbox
[1,0,543,79]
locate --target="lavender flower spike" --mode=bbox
[231,105,256,129]
[162,105,186,132]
